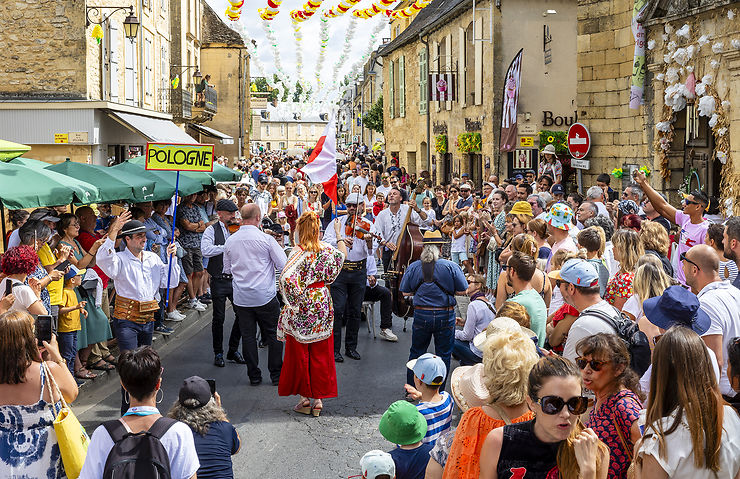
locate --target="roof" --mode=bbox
[201,0,245,46]
[378,0,471,56]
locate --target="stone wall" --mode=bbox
[0,0,87,99]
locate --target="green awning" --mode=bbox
[127,155,242,183]
[45,159,158,203]
[0,161,100,208]
[128,156,215,187]
[109,161,204,199]
[8,157,49,168]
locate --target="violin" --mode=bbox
[227,220,241,234]
[345,216,374,239]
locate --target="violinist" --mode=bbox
[372,187,428,272]
[200,199,244,368]
[323,193,375,363]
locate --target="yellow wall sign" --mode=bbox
[519,136,534,148]
[54,133,69,144]
[145,142,215,172]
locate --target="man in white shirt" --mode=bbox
[201,199,243,368]
[683,244,740,397]
[585,185,610,217]
[353,165,370,195]
[223,204,287,385]
[376,174,392,198]
[324,194,376,360]
[96,211,178,413]
[554,259,619,361]
[371,188,427,271]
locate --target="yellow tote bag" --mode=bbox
[44,362,90,479]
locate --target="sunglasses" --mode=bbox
[683,198,699,206]
[575,357,608,371]
[680,252,700,270]
[536,395,589,415]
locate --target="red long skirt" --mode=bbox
[278,334,338,399]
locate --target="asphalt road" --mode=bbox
[74,302,450,478]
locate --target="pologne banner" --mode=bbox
[145,143,215,172]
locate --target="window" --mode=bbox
[464,23,475,106]
[399,55,405,118]
[145,37,152,96]
[279,142,286,149]
[297,124,302,136]
[419,50,427,115]
[280,124,285,135]
[266,124,270,136]
[388,62,395,119]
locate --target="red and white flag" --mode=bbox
[301,116,338,204]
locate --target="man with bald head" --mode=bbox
[223,203,287,385]
[682,244,740,399]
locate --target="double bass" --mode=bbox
[384,192,424,320]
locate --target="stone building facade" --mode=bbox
[259,106,328,152]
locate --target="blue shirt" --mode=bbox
[191,421,240,479]
[456,196,473,209]
[388,443,434,479]
[399,259,468,308]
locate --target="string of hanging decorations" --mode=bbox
[290,0,325,23]
[324,0,363,17]
[225,0,244,21]
[258,0,282,21]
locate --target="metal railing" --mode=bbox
[194,85,217,114]
[158,88,193,120]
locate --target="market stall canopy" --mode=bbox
[188,124,234,145]
[0,140,31,162]
[0,161,100,209]
[110,160,203,199]
[210,163,242,182]
[8,157,49,168]
[45,159,157,203]
[128,155,221,186]
[108,111,198,143]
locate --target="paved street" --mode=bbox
[74,299,468,478]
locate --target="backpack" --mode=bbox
[411,261,455,307]
[582,307,652,377]
[102,417,177,479]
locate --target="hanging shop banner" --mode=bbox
[629,0,649,109]
[499,48,523,153]
[429,73,456,101]
[145,143,215,172]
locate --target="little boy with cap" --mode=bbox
[58,266,88,380]
[360,450,396,479]
[403,353,453,445]
[379,401,433,479]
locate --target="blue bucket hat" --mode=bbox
[544,203,574,231]
[642,285,711,335]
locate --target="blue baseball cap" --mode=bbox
[64,265,86,281]
[551,184,565,196]
[515,174,524,180]
[642,285,711,335]
[548,259,599,288]
[407,353,447,386]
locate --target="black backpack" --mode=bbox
[102,417,177,479]
[583,307,652,377]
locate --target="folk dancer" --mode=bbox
[371,187,428,272]
[223,204,287,386]
[95,211,179,414]
[201,199,245,368]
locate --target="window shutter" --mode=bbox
[458,27,466,107]
[108,23,119,101]
[125,39,136,105]
[145,38,152,96]
[475,17,483,105]
[419,50,427,115]
[446,33,452,111]
[389,60,395,119]
[399,55,405,118]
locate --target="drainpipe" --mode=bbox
[138,0,144,108]
[238,48,243,164]
[419,32,431,175]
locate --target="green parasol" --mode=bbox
[128,156,215,187]
[0,161,100,209]
[109,161,203,198]
[0,140,32,162]
[45,159,157,203]
[8,157,49,168]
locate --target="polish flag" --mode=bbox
[301,116,338,204]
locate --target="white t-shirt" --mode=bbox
[376,184,391,199]
[639,346,720,396]
[603,241,619,279]
[698,280,740,396]
[0,278,40,313]
[595,202,609,217]
[451,228,468,253]
[7,229,21,249]
[562,300,618,361]
[79,419,200,479]
[638,405,740,479]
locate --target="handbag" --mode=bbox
[43,362,89,479]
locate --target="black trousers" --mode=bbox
[364,284,393,329]
[382,249,393,272]
[211,278,241,356]
[234,296,283,382]
[331,266,366,353]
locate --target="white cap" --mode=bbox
[360,450,395,479]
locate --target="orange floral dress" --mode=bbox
[442,406,534,479]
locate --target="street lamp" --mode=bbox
[86,5,140,43]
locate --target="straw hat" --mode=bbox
[422,230,447,244]
[473,317,537,350]
[450,363,490,413]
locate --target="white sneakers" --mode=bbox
[187,299,207,312]
[167,310,186,321]
[379,328,398,342]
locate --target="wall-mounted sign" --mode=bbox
[543,110,579,127]
[567,123,591,159]
[519,123,538,135]
[432,121,448,135]
[519,137,534,148]
[465,118,481,131]
[54,133,68,144]
[571,159,590,170]
[69,132,89,144]
[145,142,215,172]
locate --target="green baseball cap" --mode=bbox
[378,401,427,445]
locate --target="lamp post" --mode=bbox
[86,5,139,43]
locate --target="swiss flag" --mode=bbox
[300,117,338,204]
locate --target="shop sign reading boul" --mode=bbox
[542,110,578,127]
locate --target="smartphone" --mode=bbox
[36,315,53,347]
[206,379,216,395]
[4,280,12,297]
[54,259,71,272]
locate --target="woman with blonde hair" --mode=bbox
[639,220,673,277]
[636,326,740,479]
[604,229,643,309]
[495,233,552,310]
[277,212,346,416]
[622,255,673,334]
[443,322,538,479]
[496,301,531,329]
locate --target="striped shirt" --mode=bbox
[416,391,454,445]
[720,259,738,284]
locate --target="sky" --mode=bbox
[205,0,390,102]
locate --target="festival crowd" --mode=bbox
[1,143,740,479]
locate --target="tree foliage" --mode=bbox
[362,95,383,134]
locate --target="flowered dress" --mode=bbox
[485,210,507,291]
[586,389,642,479]
[604,271,634,306]
[0,364,65,478]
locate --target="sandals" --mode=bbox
[75,369,97,380]
[102,354,118,365]
[293,398,312,415]
[88,360,115,371]
[311,400,323,417]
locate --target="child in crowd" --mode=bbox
[359,450,396,479]
[451,215,473,274]
[277,211,291,246]
[379,401,433,479]
[58,266,88,379]
[373,192,386,219]
[403,353,453,445]
[420,197,436,231]
[577,226,609,297]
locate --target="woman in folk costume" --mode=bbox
[277,211,346,416]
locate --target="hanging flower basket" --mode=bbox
[457,132,481,153]
[435,135,447,154]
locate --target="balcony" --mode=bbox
[159,88,193,122]
[192,85,217,123]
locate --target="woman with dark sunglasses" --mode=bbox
[576,334,645,479]
[479,356,610,479]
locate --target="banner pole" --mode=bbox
[165,171,180,308]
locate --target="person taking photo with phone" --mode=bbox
[0,245,49,316]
